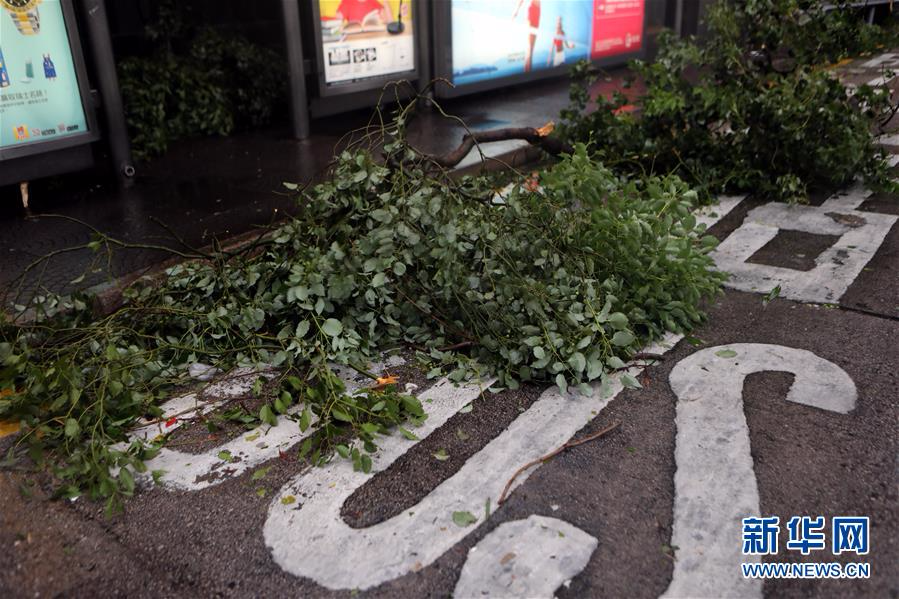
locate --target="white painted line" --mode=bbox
[864,73,898,89]
[818,182,874,212]
[695,195,745,230]
[878,133,899,147]
[124,359,405,491]
[662,344,856,599]
[127,368,266,443]
[136,405,318,491]
[861,53,899,69]
[264,333,683,591]
[454,515,597,599]
[712,201,897,303]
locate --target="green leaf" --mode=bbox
[118,468,135,494]
[281,495,296,505]
[606,356,626,370]
[251,467,271,481]
[371,272,387,288]
[433,449,449,461]
[611,331,636,347]
[332,408,353,423]
[260,405,278,426]
[763,285,781,306]
[459,403,473,414]
[64,418,80,438]
[533,346,546,360]
[299,407,311,432]
[608,312,629,330]
[336,444,351,459]
[555,373,568,394]
[321,318,343,337]
[715,349,738,358]
[218,450,232,462]
[621,373,642,389]
[568,352,586,373]
[452,510,478,527]
[399,426,419,441]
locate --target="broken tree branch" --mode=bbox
[496,420,621,505]
[426,122,574,169]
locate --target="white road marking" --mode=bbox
[711,200,897,303]
[662,344,857,599]
[878,133,899,147]
[454,515,597,599]
[264,334,682,591]
[695,195,745,230]
[861,53,899,69]
[124,360,403,491]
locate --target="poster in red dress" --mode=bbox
[590,0,644,59]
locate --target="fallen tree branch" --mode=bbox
[496,420,621,505]
[426,122,574,169]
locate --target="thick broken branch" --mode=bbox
[427,123,574,168]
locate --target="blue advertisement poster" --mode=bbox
[451,0,593,86]
[0,0,90,152]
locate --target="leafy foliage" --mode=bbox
[0,100,723,508]
[559,0,898,202]
[118,1,285,160]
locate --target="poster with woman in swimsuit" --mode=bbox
[450,0,591,86]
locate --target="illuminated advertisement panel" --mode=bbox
[318,0,415,85]
[591,0,644,59]
[0,0,91,155]
[450,0,644,86]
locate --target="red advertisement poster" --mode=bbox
[590,0,644,59]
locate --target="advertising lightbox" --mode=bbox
[0,0,96,159]
[591,0,644,59]
[449,0,644,88]
[316,0,416,89]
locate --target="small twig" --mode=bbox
[609,352,665,373]
[496,420,621,505]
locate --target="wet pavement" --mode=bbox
[0,72,638,305]
[1,55,898,599]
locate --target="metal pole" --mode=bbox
[674,0,685,37]
[281,0,310,140]
[416,0,432,95]
[81,0,135,187]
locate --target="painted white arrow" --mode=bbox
[662,343,856,599]
[454,515,598,598]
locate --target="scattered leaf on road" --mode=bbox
[452,510,478,527]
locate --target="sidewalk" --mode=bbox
[0,71,637,305]
[1,54,898,598]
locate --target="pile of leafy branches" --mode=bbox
[119,1,285,160]
[559,0,899,202]
[0,100,723,509]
